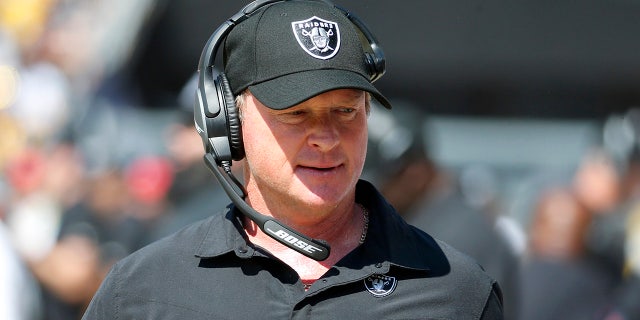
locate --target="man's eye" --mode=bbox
[340,108,355,113]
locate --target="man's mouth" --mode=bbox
[298,164,342,173]
[301,165,334,171]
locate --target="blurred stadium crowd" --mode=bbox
[1,1,639,320]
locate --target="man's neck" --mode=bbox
[242,202,367,281]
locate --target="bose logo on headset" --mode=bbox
[267,228,325,254]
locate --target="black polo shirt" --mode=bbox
[83,180,503,319]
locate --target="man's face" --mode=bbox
[241,89,368,211]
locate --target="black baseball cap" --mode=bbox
[223,0,392,110]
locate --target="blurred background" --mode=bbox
[1,0,639,319]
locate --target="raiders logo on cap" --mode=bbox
[364,274,397,297]
[291,16,340,60]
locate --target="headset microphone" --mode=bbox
[203,154,331,261]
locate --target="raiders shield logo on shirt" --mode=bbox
[364,274,397,297]
[291,16,340,60]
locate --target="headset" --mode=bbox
[194,0,386,261]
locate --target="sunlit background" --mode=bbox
[1,1,639,319]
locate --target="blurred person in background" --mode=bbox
[365,100,520,320]
[146,74,238,242]
[520,109,640,320]
[2,140,95,320]
[574,148,627,276]
[0,222,42,320]
[519,185,617,320]
[1,179,42,320]
[577,109,640,319]
[42,167,151,319]
[5,147,156,319]
[0,0,97,146]
[123,154,174,237]
[614,205,640,320]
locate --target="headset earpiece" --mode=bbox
[364,52,383,82]
[194,70,245,164]
[337,5,386,82]
[217,73,245,160]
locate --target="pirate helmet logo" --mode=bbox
[364,274,397,297]
[291,16,340,59]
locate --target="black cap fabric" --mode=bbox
[223,0,391,109]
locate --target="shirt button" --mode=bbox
[238,247,248,254]
[375,263,383,268]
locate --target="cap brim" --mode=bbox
[248,69,392,110]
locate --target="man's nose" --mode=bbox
[307,115,339,151]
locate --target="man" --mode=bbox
[82,1,503,319]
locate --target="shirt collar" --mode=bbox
[342,180,433,272]
[194,180,435,273]
[194,204,248,258]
